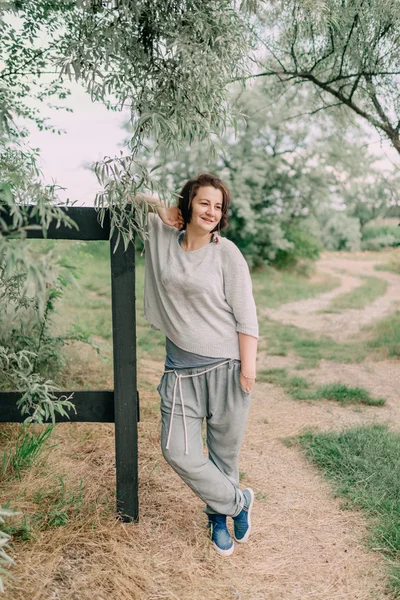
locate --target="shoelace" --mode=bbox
[163,360,232,455]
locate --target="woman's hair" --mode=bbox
[177,172,231,232]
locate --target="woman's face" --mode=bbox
[189,186,223,233]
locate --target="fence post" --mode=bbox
[110,234,138,521]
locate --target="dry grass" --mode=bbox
[1,352,243,600]
[1,346,390,600]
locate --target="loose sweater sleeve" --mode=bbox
[222,242,259,339]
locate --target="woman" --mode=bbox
[141,172,258,556]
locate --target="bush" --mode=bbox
[361,225,400,250]
[0,507,21,593]
[361,234,400,251]
[0,242,85,423]
[225,197,321,270]
[0,242,74,380]
[272,221,321,270]
[319,211,361,251]
[362,224,400,241]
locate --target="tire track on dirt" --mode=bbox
[263,256,400,341]
[227,255,400,598]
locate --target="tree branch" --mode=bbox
[363,73,392,130]
[280,102,343,122]
[0,43,58,81]
[349,72,362,102]
[233,70,400,85]
[309,26,335,73]
[338,10,360,80]
[290,8,299,71]
[242,69,390,136]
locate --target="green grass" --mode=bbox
[259,318,367,366]
[328,276,388,310]
[375,255,400,275]
[1,424,54,481]
[259,306,400,366]
[258,369,385,406]
[31,476,85,529]
[57,240,113,341]
[1,476,87,539]
[366,310,400,358]
[46,240,166,363]
[315,383,385,406]
[299,424,400,596]
[252,267,339,309]
[258,368,314,400]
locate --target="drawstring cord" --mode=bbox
[164,360,231,455]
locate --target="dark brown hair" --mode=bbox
[177,172,231,232]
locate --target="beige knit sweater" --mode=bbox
[144,213,258,360]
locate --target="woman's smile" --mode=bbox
[188,186,223,233]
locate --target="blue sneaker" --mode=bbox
[208,514,234,556]
[233,488,254,543]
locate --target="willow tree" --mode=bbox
[256,0,400,155]
[0,0,257,392]
[0,1,257,589]
[1,0,258,242]
[0,0,257,411]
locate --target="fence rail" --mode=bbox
[0,206,139,521]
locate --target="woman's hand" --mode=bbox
[239,372,255,393]
[158,205,184,229]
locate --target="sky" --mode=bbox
[27,82,130,207]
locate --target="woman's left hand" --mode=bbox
[239,372,255,393]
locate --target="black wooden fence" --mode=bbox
[0,207,139,522]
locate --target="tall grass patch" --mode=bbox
[375,252,400,275]
[329,276,387,310]
[259,318,366,365]
[315,383,385,406]
[361,224,400,251]
[2,424,54,481]
[299,424,400,596]
[252,267,339,309]
[366,311,400,358]
[258,369,385,406]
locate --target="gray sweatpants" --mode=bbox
[157,359,251,517]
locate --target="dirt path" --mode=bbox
[220,255,400,598]
[264,255,400,341]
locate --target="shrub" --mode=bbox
[319,211,361,251]
[361,225,400,250]
[361,234,399,251]
[0,506,21,593]
[272,221,321,270]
